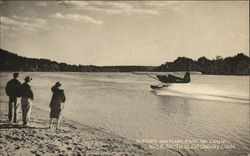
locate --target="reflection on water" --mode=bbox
[0,72,249,156]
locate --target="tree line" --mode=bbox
[0,48,249,75]
[156,54,250,75]
[0,49,156,72]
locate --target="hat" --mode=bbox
[24,76,32,82]
[55,81,62,87]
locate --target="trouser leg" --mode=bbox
[13,98,19,123]
[26,103,31,124]
[21,98,32,126]
[21,98,28,125]
[8,97,16,122]
[21,100,26,125]
[8,100,13,122]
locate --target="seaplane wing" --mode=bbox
[132,71,194,84]
[131,71,200,76]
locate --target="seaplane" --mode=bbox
[132,71,192,89]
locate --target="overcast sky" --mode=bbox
[0,1,249,66]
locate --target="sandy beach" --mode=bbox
[0,99,179,156]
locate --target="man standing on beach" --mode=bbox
[5,73,21,123]
[19,76,33,127]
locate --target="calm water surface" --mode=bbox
[0,72,249,156]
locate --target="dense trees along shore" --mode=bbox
[0,49,249,75]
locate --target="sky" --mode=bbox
[0,1,249,66]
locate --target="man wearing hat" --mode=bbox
[5,73,21,123]
[19,76,34,127]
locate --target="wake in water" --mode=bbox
[152,83,249,104]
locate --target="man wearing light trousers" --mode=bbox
[19,76,33,127]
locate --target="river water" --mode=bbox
[0,72,249,156]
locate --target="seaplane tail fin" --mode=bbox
[184,71,191,83]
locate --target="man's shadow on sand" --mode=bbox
[0,123,48,129]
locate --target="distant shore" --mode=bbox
[1,48,250,75]
[0,99,179,155]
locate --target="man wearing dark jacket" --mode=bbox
[19,76,33,126]
[5,73,21,123]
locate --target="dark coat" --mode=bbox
[5,79,21,97]
[49,85,66,118]
[19,82,34,100]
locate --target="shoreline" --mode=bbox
[0,100,178,156]
[1,71,250,76]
